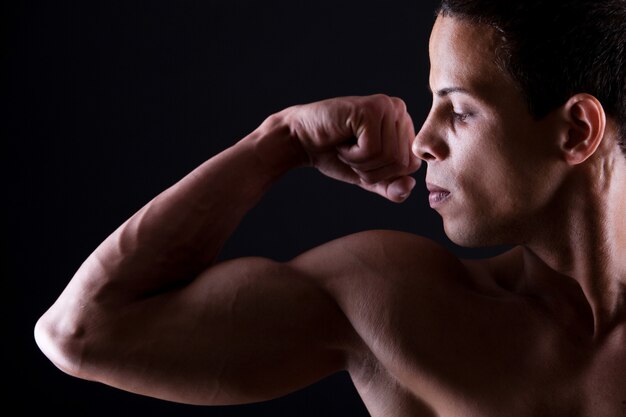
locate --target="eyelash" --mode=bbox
[452,111,472,123]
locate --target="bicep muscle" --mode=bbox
[80,257,354,405]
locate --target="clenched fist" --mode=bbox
[277,94,422,203]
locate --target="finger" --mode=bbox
[335,149,392,172]
[337,113,383,164]
[337,112,399,170]
[397,112,422,173]
[350,166,395,185]
[349,117,407,184]
[380,111,401,167]
[316,153,417,203]
[348,112,418,183]
[358,175,417,203]
[387,175,417,202]
[315,153,365,186]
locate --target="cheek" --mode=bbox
[452,131,510,187]
[458,146,557,218]
[451,134,526,214]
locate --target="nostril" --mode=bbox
[413,133,448,162]
[419,151,437,161]
[412,138,434,161]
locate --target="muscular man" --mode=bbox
[35,0,625,415]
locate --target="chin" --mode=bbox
[443,217,519,248]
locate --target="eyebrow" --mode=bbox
[432,86,472,97]
[426,82,472,96]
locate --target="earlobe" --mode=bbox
[560,94,606,165]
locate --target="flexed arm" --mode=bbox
[34,94,420,405]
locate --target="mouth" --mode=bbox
[426,182,451,208]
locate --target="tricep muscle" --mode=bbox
[71,257,355,405]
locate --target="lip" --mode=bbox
[426,182,451,208]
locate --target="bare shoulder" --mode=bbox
[288,229,531,356]
[288,229,496,356]
[290,233,552,414]
[290,229,498,296]
[291,229,462,272]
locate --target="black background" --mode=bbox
[4,1,503,415]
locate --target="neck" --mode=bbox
[523,148,626,339]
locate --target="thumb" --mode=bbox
[361,175,417,203]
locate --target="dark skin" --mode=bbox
[35,15,626,417]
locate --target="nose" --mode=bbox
[412,115,449,162]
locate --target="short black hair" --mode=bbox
[438,0,626,154]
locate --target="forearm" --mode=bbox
[79,111,306,298]
[35,94,419,399]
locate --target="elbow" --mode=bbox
[34,310,89,380]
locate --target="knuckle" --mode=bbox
[390,96,407,113]
[370,93,391,102]
[366,94,392,112]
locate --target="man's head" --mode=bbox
[437,0,626,154]
[412,0,625,248]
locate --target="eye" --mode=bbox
[452,111,472,124]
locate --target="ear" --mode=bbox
[559,93,606,165]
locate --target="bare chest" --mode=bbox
[353,336,626,417]
[350,299,626,417]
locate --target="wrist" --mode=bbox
[242,108,310,179]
